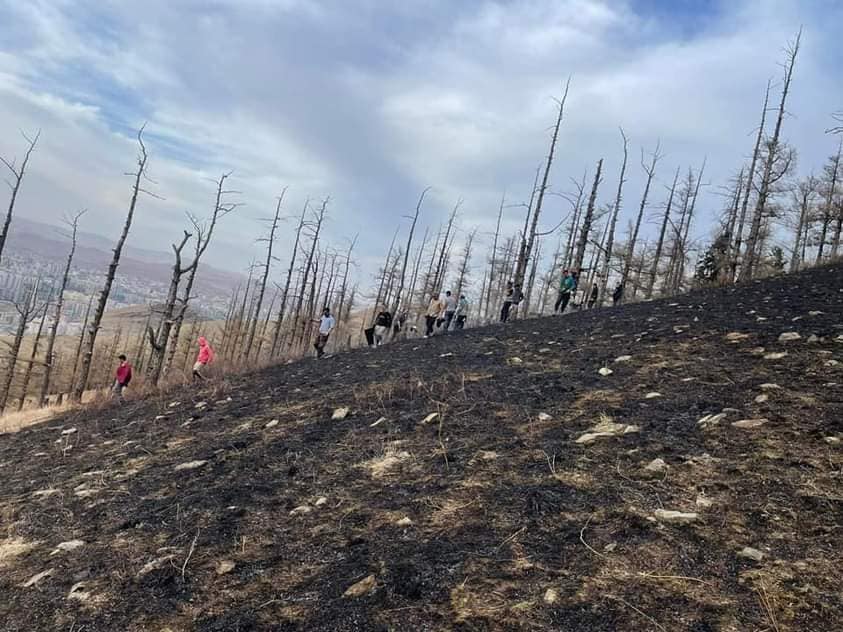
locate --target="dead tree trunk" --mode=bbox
[564,171,588,268]
[292,198,328,351]
[70,295,93,392]
[0,130,39,266]
[73,128,148,401]
[524,238,542,314]
[245,190,285,359]
[334,235,357,336]
[18,294,50,411]
[454,228,477,299]
[146,230,192,385]
[741,30,801,281]
[164,173,237,376]
[791,176,816,272]
[819,140,842,262]
[514,78,570,289]
[622,141,661,287]
[270,199,308,357]
[1,281,41,412]
[731,81,771,282]
[646,167,681,299]
[391,187,429,317]
[484,193,506,321]
[39,210,84,406]
[433,201,461,292]
[407,228,428,316]
[573,159,604,273]
[599,128,629,303]
[673,159,706,291]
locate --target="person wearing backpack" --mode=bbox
[425,294,444,338]
[373,307,393,346]
[555,269,575,314]
[500,281,515,322]
[112,354,133,402]
[193,336,215,381]
[455,294,469,330]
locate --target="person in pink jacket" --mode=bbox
[193,336,214,381]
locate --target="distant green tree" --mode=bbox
[769,246,786,273]
[695,233,730,285]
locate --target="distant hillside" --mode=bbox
[6,217,245,298]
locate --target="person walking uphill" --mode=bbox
[441,291,457,331]
[555,269,575,314]
[193,336,214,381]
[373,307,393,346]
[112,354,133,402]
[425,294,444,338]
[313,307,336,358]
[455,294,469,330]
[500,281,515,323]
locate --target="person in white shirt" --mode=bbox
[313,307,335,358]
[455,294,469,330]
[441,290,457,331]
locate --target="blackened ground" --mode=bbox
[1,264,842,631]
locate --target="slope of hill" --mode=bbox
[1,265,841,631]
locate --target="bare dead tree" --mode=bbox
[73,127,150,401]
[334,234,357,336]
[0,129,39,266]
[433,200,461,293]
[484,192,506,321]
[270,199,308,357]
[741,30,801,281]
[39,210,85,406]
[514,77,571,290]
[146,229,193,384]
[69,295,93,393]
[599,128,629,303]
[1,280,42,412]
[790,175,817,272]
[406,227,428,317]
[454,227,478,300]
[391,187,429,318]
[573,159,604,273]
[524,237,542,313]
[164,172,238,376]
[826,111,843,135]
[564,171,588,268]
[646,166,681,298]
[622,141,661,287]
[245,189,286,360]
[293,198,328,349]
[672,158,706,291]
[17,289,51,411]
[820,140,843,260]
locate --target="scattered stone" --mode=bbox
[749,347,766,355]
[537,412,552,422]
[22,568,54,588]
[396,517,413,527]
[61,427,77,436]
[194,401,208,409]
[508,357,524,365]
[809,310,824,316]
[314,497,328,507]
[738,547,765,562]
[695,494,713,509]
[343,574,376,598]
[755,394,769,404]
[421,412,440,424]
[154,415,167,421]
[216,560,236,575]
[654,509,698,525]
[825,436,841,445]
[576,418,639,444]
[726,332,751,342]
[265,419,279,429]
[614,355,633,363]
[439,352,454,358]
[543,588,559,605]
[644,458,667,473]
[370,417,386,427]
[67,581,92,602]
[174,460,208,471]
[168,401,181,408]
[332,407,350,420]
[760,383,781,390]
[51,540,84,556]
[826,360,840,368]
[539,348,551,353]
[603,542,618,553]
[763,352,788,360]
[732,418,769,429]
[137,555,177,578]
[32,488,59,499]
[598,367,613,377]
[477,450,498,461]
[697,413,726,428]
[778,332,801,342]
[644,392,662,399]
[807,334,820,343]
[289,505,312,516]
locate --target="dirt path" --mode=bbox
[1,264,841,631]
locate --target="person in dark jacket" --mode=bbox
[112,354,133,402]
[373,308,393,346]
[587,282,599,309]
[612,282,624,306]
[500,281,515,322]
[555,269,575,314]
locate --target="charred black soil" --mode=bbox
[2,265,842,631]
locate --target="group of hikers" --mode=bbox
[111,335,215,401]
[110,268,627,399]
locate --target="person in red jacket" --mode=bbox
[112,354,133,402]
[193,336,214,381]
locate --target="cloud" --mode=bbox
[1,0,841,293]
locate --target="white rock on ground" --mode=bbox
[738,547,765,562]
[314,497,328,507]
[755,394,769,404]
[537,413,552,422]
[343,574,376,598]
[137,555,177,578]
[174,460,208,471]
[331,407,350,420]
[290,505,312,516]
[61,428,77,436]
[654,509,698,525]
[644,458,667,473]
[50,540,84,556]
[22,568,54,588]
[732,418,769,429]
[265,419,279,428]
[644,392,662,399]
[543,588,559,604]
[370,417,387,427]
[697,413,727,429]
[67,581,92,602]
[216,560,236,575]
[576,418,640,444]
[614,355,633,363]
[396,517,413,527]
[778,332,802,342]
[695,494,713,509]
[726,332,751,342]
[598,367,613,376]
[421,412,440,424]
[760,383,781,390]
[763,352,788,360]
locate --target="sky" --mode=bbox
[1,0,842,291]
